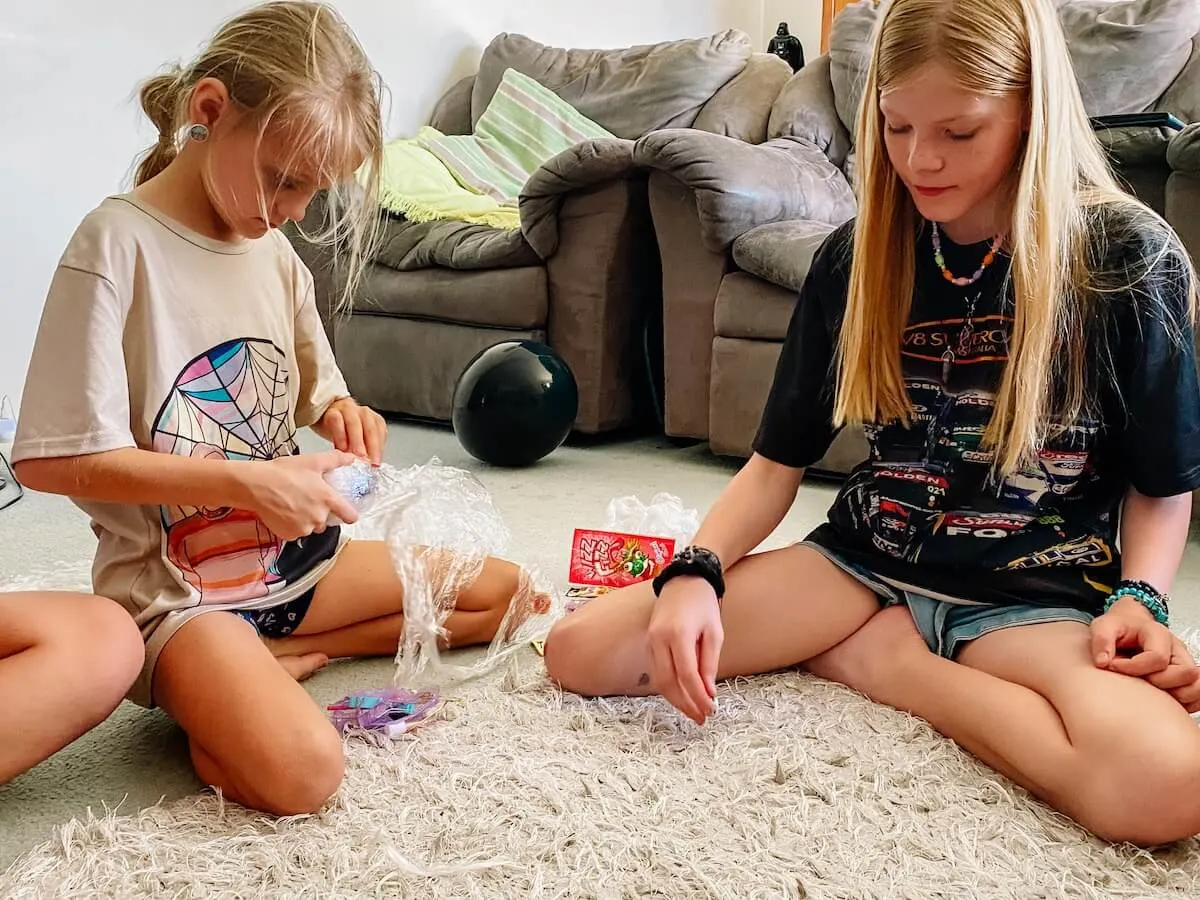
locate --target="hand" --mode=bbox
[646,576,723,725]
[314,398,387,465]
[1091,598,1200,712]
[240,450,360,541]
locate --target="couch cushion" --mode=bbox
[471,31,753,139]
[768,56,853,170]
[732,219,838,294]
[829,0,1200,137]
[1168,123,1200,175]
[1057,0,1200,116]
[1160,39,1200,124]
[428,75,475,136]
[372,216,539,272]
[714,272,799,341]
[358,263,547,330]
[692,53,792,144]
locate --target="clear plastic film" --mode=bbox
[602,491,700,547]
[330,458,560,688]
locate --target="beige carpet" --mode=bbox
[3,423,1200,897]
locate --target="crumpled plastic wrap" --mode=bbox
[333,458,559,687]
[602,491,700,547]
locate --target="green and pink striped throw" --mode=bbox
[419,68,614,206]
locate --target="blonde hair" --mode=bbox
[133,0,383,313]
[834,0,1199,476]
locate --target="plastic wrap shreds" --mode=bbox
[603,492,700,547]
[342,457,560,687]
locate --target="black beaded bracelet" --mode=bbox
[652,546,725,602]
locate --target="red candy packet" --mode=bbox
[568,528,676,589]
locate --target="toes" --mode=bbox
[278,653,329,681]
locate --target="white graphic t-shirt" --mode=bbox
[13,195,350,704]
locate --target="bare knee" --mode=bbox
[250,721,345,816]
[48,594,143,713]
[1084,740,1200,846]
[543,615,595,696]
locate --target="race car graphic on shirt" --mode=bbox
[1002,536,1115,570]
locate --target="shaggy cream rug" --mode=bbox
[3,653,1200,898]
[5,428,1200,898]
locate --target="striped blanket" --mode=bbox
[419,68,615,207]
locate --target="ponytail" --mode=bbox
[135,70,185,185]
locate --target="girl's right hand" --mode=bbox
[646,575,724,724]
[241,451,361,540]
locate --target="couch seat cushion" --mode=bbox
[714,272,799,341]
[732,219,837,293]
[373,216,540,272]
[357,264,548,330]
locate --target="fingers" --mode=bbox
[1172,635,1197,669]
[314,450,358,471]
[1090,615,1122,667]
[671,638,714,724]
[698,621,723,701]
[1108,622,1174,677]
[342,410,369,460]
[1146,663,1200,692]
[322,407,349,452]
[364,409,387,466]
[1173,683,1200,715]
[327,491,359,526]
[649,640,684,718]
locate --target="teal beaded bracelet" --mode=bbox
[1103,581,1170,626]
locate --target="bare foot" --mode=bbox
[805,604,931,703]
[277,652,329,681]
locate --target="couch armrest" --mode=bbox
[544,176,662,433]
[519,138,639,258]
[633,129,855,252]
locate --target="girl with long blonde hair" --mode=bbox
[546,0,1200,845]
[13,1,529,816]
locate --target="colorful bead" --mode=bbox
[1103,583,1170,626]
[932,223,1004,287]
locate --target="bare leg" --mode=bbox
[266,542,529,660]
[544,545,880,697]
[152,611,344,815]
[808,608,1200,846]
[0,592,144,783]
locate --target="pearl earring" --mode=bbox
[187,123,210,142]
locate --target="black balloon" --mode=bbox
[451,341,579,467]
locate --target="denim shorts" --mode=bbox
[802,541,1094,660]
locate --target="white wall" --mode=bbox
[0,0,763,414]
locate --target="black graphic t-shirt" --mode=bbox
[754,212,1200,613]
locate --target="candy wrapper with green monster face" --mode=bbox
[564,492,701,606]
[335,458,558,687]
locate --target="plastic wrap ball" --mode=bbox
[451,341,579,467]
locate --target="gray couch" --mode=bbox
[637,0,1200,469]
[289,32,792,435]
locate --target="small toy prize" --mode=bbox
[326,688,441,739]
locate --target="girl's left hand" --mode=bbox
[1091,600,1200,713]
[314,398,387,466]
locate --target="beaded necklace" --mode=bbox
[932,222,1003,287]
